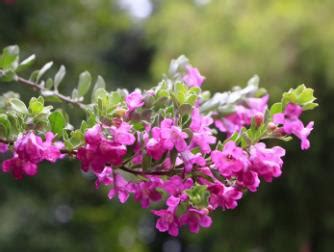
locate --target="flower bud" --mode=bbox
[254,112,264,128]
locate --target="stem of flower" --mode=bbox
[118,165,179,176]
[15,76,87,110]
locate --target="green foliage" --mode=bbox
[77,71,92,97]
[282,84,318,110]
[54,65,66,90]
[186,184,210,209]
[49,111,66,136]
[0,45,19,71]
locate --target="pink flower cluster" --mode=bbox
[0,63,316,237]
[215,95,269,135]
[1,132,63,179]
[77,122,136,173]
[273,103,314,150]
[83,100,293,236]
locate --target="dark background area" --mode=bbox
[0,0,333,251]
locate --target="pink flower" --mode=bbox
[85,125,102,146]
[162,176,193,196]
[159,119,188,152]
[2,132,63,179]
[179,208,212,233]
[183,66,205,87]
[78,122,135,173]
[43,132,64,162]
[215,95,269,135]
[146,130,166,160]
[2,155,37,179]
[126,91,144,111]
[190,108,216,154]
[211,141,249,177]
[108,173,131,203]
[180,151,206,173]
[273,103,314,150]
[95,167,113,188]
[209,183,243,210]
[250,143,286,182]
[152,208,180,236]
[236,170,260,192]
[110,122,136,146]
[14,132,45,163]
[0,143,8,153]
[130,177,163,208]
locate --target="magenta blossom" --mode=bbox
[14,132,45,163]
[209,184,243,210]
[190,108,216,154]
[2,155,37,179]
[152,208,180,236]
[236,170,260,192]
[2,132,63,179]
[156,119,188,152]
[180,208,212,233]
[250,143,286,182]
[183,66,205,87]
[95,166,113,188]
[215,95,269,135]
[110,122,136,146]
[77,122,135,173]
[211,141,249,177]
[108,173,131,203]
[130,177,163,208]
[126,91,144,111]
[273,103,314,150]
[146,127,166,160]
[0,143,8,153]
[162,176,193,196]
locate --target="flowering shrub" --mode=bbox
[0,46,318,236]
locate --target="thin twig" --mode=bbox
[15,76,87,110]
[118,165,179,176]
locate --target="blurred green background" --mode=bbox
[0,0,333,251]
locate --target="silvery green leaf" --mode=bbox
[17,54,36,72]
[9,98,28,114]
[54,65,66,90]
[78,71,92,97]
[37,61,53,82]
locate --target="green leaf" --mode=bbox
[142,155,152,170]
[29,70,39,82]
[281,84,318,110]
[303,102,318,111]
[132,122,145,131]
[45,78,54,89]
[0,70,16,82]
[186,184,210,209]
[185,94,198,105]
[109,91,122,106]
[0,45,19,70]
[17,54,36,72]
[69,130,84,149]
[49,111,66,135]
[37,61,53,82]
[93,75,106,92]
[270,102,283,115]
[174,82,187,104]
[29,97,44,115]
[54,65,66,90]
[9,98,28,114]
[0,114,11,138]
[179,103,192,116]
[78,71,92,97]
